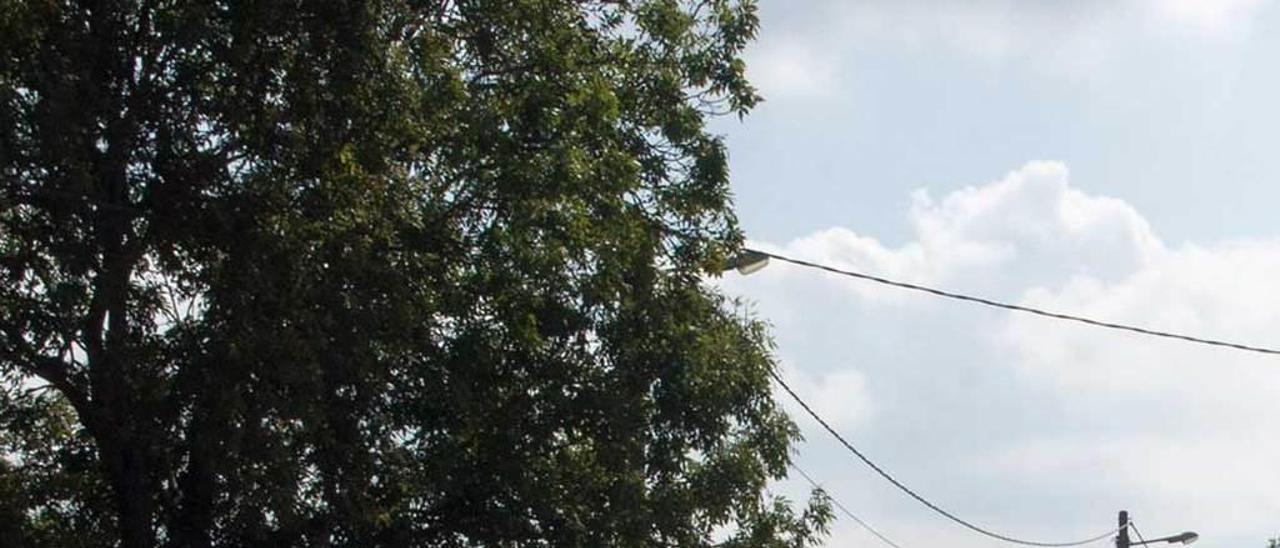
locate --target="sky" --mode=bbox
[710,2,1280,547]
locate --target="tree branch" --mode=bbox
[2,328,92,420]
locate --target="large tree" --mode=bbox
[0,0,830,546]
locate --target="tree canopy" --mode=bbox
[1,1,830,546]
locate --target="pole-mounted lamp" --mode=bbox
[724,250,770,275]
[1132,532,1198,546]
[1118,511,1198,548]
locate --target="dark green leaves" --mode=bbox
[1,1,828,546]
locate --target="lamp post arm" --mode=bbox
[1131,533,1199,546]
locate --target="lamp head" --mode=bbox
[724,250,770,275]
[1169,532,1198,545]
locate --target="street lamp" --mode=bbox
[1133,532,1198,546]
[724,250,770,275]
[1117,511,1198,548]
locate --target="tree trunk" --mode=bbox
[94,426,155,548]
[91,228,154,547]
[171,418,216,548]
[116,445,155,548]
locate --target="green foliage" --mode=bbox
[0,384,114,548]
[1,0,829,546]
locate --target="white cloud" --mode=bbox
[1005,237,1280,401]
[908,161,1164,285]
[750,0,1271,82]
[748,162,1162,298]
[721,161,1280,548]
[777,362,874,430]
[746,41,841,99]
[1144,0,1267,34]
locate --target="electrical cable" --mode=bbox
[1131,521,1148,547]
[748,248,1280,357]
[770,369,1120,547]
[791,463,904,548]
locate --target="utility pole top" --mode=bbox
[1117,511,1130,548]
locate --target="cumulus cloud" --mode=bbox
[722,161,1280,548]
[747,162,1162,298]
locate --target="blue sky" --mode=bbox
[711,2,1280,547]
[717,0,1280,247]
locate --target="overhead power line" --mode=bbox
[1130,522,1149,547]
[748,249,1280,357]
[769,369,1119,548]
[791,463,904,548]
